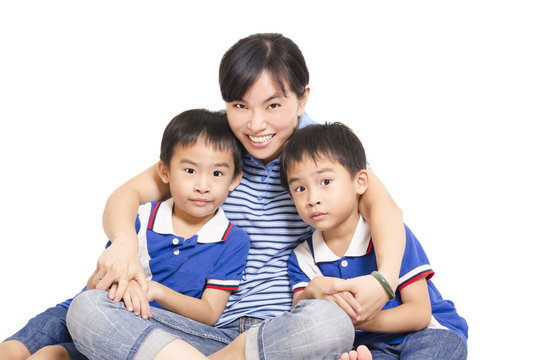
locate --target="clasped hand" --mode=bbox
[307,274,389,324]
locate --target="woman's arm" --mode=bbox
[148,281,231,326]
[359,168,405,291]
[330,169,405,322]
[354,278,431,333]
[88,163,170,301]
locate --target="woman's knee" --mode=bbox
[293,299,354,345]
[254,299,354,359]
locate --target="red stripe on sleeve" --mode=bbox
[398,270,435,291]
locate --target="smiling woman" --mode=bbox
[63,32,406,360]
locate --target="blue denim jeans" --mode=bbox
[365,328,467,360]
[5,305,87,360]
[67,290,354,360]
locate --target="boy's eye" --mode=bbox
[213,171,224,177]
[268,103,280,109]
[294,186,305,193]
[185,168,196,174]
[321,179,332,186]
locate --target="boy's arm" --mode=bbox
[148,281,231,326]
[354,277,431,333]
[90,163,170,301]
[331,168,405,321]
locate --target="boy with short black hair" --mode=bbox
[280,122,468,360]
[1,109,250,360]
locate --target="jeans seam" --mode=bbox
[151,316,231,345]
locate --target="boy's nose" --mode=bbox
[307,190,321,206]
[195,176,210,193]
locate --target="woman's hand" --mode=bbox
[87,233,147,301]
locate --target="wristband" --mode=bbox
[371,271,395,300]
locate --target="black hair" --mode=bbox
[160,109,244,175]
[219,33,309,102]
[280,122,366,189]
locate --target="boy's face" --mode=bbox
[287,155,367,235]
[158,137,242,223]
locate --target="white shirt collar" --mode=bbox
[312,216,372,263]
[151,198,230,243]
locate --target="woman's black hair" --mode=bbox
[280,122,366,189]
[219,33,309,102]
[160,109,244,175]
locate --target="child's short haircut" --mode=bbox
[280,122,366,189]
[160,109,244,175]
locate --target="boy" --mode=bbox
[1,109,250,360]
[280,122,468,360]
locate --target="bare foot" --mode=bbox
[340,345,372,360]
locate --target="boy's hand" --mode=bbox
[112,280,152,320]
[88,233,148,301]
[328,275,390,323]
[306,276,361,321]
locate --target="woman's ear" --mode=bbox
[157,160,170,184]
[297,86,311,117]
[229,172,243,192]
[355,169,369,195]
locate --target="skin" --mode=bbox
[0,341,70,360]
[90,70,405,359]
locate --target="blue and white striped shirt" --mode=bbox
[215,114,314,326]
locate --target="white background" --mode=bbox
[1,1,543,359]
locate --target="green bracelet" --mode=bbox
[371,271,395,300]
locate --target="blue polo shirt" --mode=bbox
[137,199,250,307]
[60,198,250,312]
[288,217,468,345]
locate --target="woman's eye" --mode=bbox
[185,168,196,174]
[321,179,332,186]
[234,103,246,110]
[213,171,224,177]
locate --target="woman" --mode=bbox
[68,33,405,360]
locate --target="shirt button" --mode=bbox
[261,176,267,182]
[172,238,179,245]
[173,250,180,255]
[341,260,348,267]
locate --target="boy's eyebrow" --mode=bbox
[179,158,231,168]
[287,167,335,185]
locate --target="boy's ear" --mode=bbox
[355,169,369,195]
[157,160,170,184]
[229,171,243,192]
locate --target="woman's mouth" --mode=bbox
[248,134,274,145]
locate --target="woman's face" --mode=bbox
[226,71,308,164]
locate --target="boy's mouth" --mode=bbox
[191,198,211,206]
[311,211,326,220]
